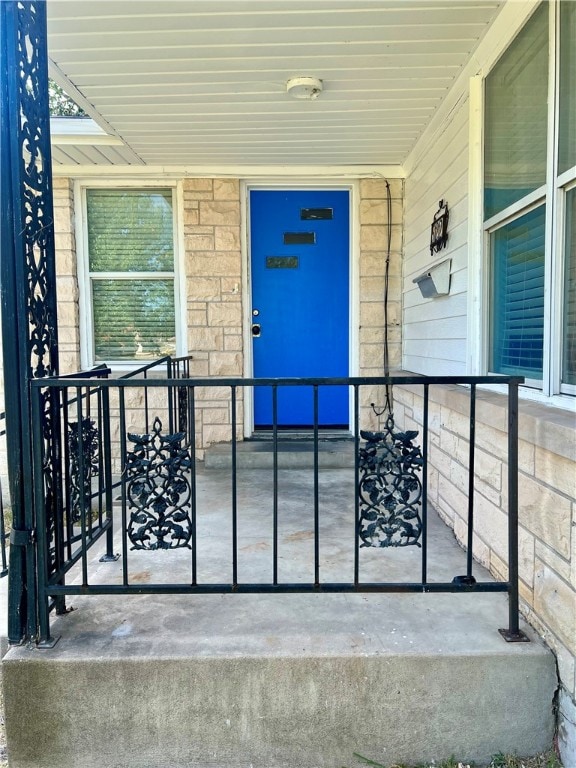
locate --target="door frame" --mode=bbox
[241,180,360,437]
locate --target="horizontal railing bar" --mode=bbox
[42,581,509,596]
[32,374,525,389]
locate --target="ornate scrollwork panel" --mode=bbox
[126,417,193,550]
[358,416,423,548]
[67,419,99,523]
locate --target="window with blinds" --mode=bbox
[490,206,545,379]
[563,189,576,386]
[86,189,176,362]
[484,4,548,221]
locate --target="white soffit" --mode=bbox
[46,0,505,168]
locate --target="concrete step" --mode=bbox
[3,596,556,768]
[204,437,355,469]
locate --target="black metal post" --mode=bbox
[1,1,60,644]
[499,379,529,642]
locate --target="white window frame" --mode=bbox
[75,179,186,371]
[474,0,576,406]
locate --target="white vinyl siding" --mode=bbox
[402,93,470,376]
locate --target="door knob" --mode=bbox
[252,324,261,337]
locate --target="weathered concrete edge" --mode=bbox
[3,651,558,768]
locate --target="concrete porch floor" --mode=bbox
[3,465,557,768]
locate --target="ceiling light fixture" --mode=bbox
[286,76,323,100]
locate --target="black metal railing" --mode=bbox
[24,371,525,646]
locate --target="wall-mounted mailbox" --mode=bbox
[413,258,451,299]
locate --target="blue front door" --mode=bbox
[250,189,350,428]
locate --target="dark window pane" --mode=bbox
[491,206,545,379]
[559,1,576,174]
[87,189,174,272]
[563,188,576,385]
[92,279,176,361]
[484,5,548,220]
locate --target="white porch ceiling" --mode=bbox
[46,0,504,169]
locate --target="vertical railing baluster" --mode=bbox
[144,370,150,433]
[313,384,319,587]
[503,379,526,640]
[32,385,52,645]
[189,386,197,586]
[354,384,360,586]
[466,383,477,580]
[421,383,429,587]
[101,385,115,561]
[272,385,278,586]
[76,388,88,587]
[231,386,238,588]
[96,386,104,529]
[119,387,129,586]
[62,389,73,561]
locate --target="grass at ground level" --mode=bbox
[347,752,563,768]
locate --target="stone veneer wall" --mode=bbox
[394,383,575,758]
[0,176,404,456]
[358,178,403,431]
[53,177,81,373]
[182,178,244,456]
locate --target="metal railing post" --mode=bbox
[499,379,529,642]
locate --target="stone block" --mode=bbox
[187,254,241,278]
[184,208,200,227]
[186,233,215,251]
[359,198,403,225]
[53,205,73,233]
[360,178,403,199]
[52,177,72,190]
[535,447,576,499]
[57,301,78,327]
[472,493,508,563]
[203,423,234,445]
[438,472,468,520]
[360,344,384,372]
[188,327,223,352]
[183,178,213,191]
[187,277,221,302]
[214,179,240,200]
[360,276,385,303]
[214,226,241,251]
[535,539,572,584]
[360,301,385,328]
[184,191,214,201]
[208,302,242,329]
[209,352,242,376]
[224,334,243,351]
[360,251,402,277]
[187,309,208,327]
[475,449,502,492]
[195,386,232,401]
[203,407,231,425]
[55,232,74,253]
[221,278,241,295]
[200,201,240,226]
[534,561,576,652]
[516,475,572,558]
[360,224,402,252]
